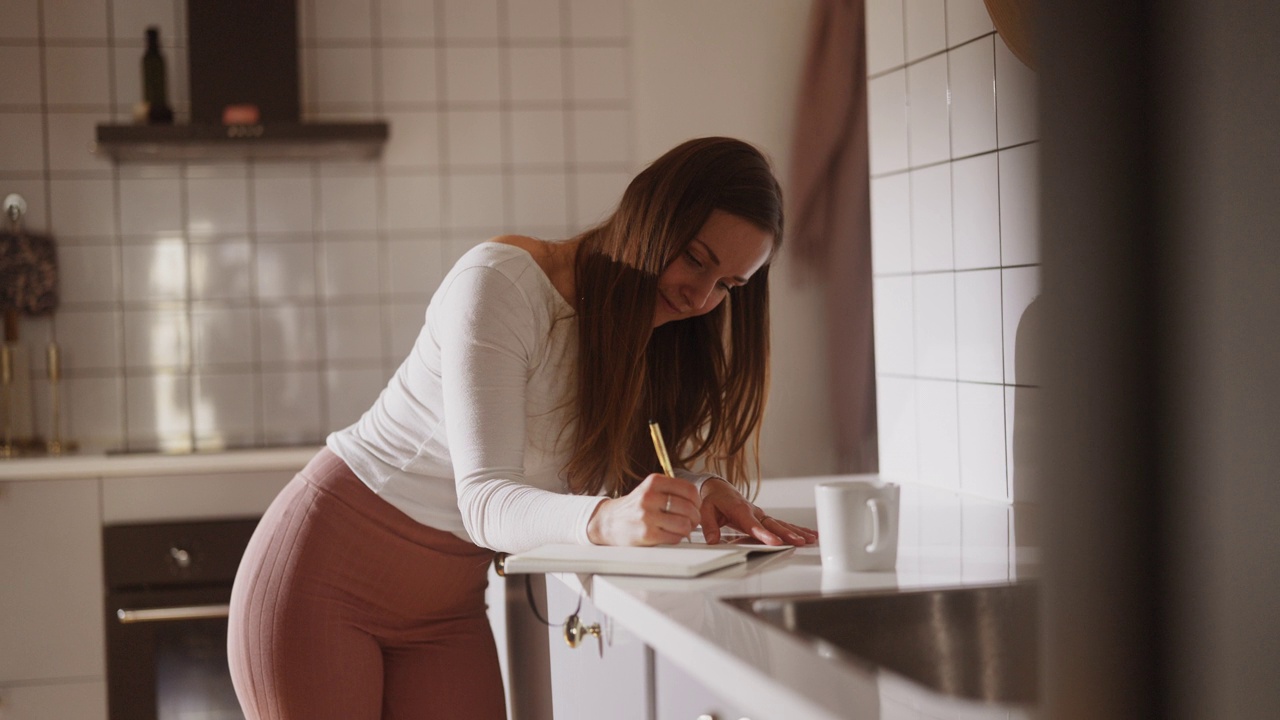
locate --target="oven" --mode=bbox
[103,517,259,720]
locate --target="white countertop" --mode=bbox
[3,451,1037,718]
[551,477,1039,720]
[0,446,321,481]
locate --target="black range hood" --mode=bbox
[96,0,387,162]
[95,121,389,162]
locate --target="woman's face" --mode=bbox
[653,209,774,328]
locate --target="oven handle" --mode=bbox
[116,603,231,624]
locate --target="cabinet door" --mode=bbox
[655,652,752,720]
[545,579,651,720]
[0,479,104,683]
[0,679,107,720]
[102,469,293,523]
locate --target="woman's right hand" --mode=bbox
[586,473,702,545]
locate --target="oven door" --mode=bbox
[104,517,258,720]
[106,585,242,720]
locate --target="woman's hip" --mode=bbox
[235,448,495,624]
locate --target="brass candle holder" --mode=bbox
[45,341,75,455]
[1,343,12,458]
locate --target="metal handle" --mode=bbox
[563,613,603,658]
[865,498,883,553]
[116,603,230,624]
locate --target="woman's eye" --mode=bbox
[684,250,704,269]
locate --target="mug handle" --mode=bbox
[865,498,883,553]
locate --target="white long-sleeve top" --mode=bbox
[327,242,606,553]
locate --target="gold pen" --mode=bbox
[648,420,675,477]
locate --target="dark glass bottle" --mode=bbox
[142,27,174,124]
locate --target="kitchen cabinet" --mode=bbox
[0,477,106,719]
[542,576,756,720]
[0,680,107,720]
[545,578,651,720]
[0,455,302,720]
[654,652,752,720]
[101,469,291,523]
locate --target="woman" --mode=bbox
[228,137,818,720]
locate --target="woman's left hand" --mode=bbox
[698,478,819,546]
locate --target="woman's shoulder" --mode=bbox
[444,237,572,312]
[489,234,546,257]
[453,236,548,275]
[477,235,576,310]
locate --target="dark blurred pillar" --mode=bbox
[1039,1,1280,718]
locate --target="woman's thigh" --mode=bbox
[382,614,507,720]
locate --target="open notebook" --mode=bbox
[496,537,793,578]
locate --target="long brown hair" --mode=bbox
[566,137,784,498]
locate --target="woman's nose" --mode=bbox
[682,278,718,311]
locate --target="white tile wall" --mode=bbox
[998,144,1040,265]
[868,0,1040,502]
[865,0,905,75]
[947,36,997,158]
[570,47,629,102]
[954,269,1003,383]
[995,34,1039,147]
[875,376,918,483]
[568,0,627,39]
[380,48,439,105]
[0,114,45,171]
[950,153,1001,269]
[510,109,567,165]
[909,164,952,271]
[0,0,633,452]
[946,0,995,46]
[44,47,112,106]
[506,0,563,40]
[0,46,41,105]
[873,276,915,375]
[310,0,373,41]
[903,0,946,63]
[378,0,435,40]
[443,0,499,40]
[193,371,258,449]
[913,273,957,379]
[915,380,960,490]
[906,55,950,166]
[868,71,910,175]
[870,173,912,274]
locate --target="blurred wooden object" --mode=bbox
[984,0,1035,69]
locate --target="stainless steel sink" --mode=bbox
[724,582,1038,704]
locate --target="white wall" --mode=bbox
[865,0,1040,503]
[0,0,838,477]
[631,0,838,479]
[0,0,636,452]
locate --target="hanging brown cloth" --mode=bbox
[787,0,877,472]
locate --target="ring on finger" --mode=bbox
[664,495,672,513]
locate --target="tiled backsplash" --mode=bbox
[866,0,1040,503]
[0,0,634,452]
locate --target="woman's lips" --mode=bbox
[659,292,681,315]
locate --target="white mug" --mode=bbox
[815,480,900,572]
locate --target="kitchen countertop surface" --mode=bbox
[3,452,1037,718]
[550,476,1039,720]
[0,445,321,481]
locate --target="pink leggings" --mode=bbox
[228,448,506,720]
